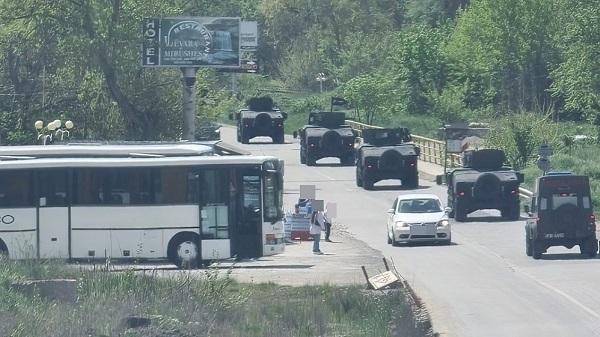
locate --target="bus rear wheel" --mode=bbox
[168,233,200,269]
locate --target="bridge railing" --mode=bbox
[345,120,462,168]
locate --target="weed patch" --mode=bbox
[0,259,432,337]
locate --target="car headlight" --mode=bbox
[394,221,408,229]
[437,219,449,227]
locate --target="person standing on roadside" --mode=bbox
[323,209,332,242]
[309,210,324,254]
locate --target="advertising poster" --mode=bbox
[142,17,241,68]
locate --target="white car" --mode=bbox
[386,194,451,245]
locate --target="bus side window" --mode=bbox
[37,169,68,207]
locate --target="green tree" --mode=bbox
[550,0,600,122]
[342,74,394,125]
[445,0,560,113]
[386,25,447,115]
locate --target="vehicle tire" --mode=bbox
[300,149,306,164]
[167,233,200,269]
[363,174,373,190]
[525,235,533,257]
[580,237,598,258]
[391,237,400,247]
[473,173,501,200]
[455,201,467,222]
[236,130,241,143]
[306,152,316,166]
[387,231,392,244]
[508,204,520,221]
[341,153,355,166]
[532,239,543,260]
[404,173,419,189]
[356,167,363,187]
[448,202,455,219]
[273,132,285,144]
[240,130,250,144]
[0,240,8,259]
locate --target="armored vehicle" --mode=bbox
[229,96,287,144]
[297,112,356,166]
[525,172,598,259]
[439,149,524,222]
[356,128,420,190]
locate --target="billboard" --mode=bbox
[440,123,489,153]
[142,17,241,68]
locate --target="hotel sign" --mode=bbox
[142,17,241,68]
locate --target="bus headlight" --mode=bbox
[437,220,449,227]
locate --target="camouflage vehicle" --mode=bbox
[438,149,524,222]
[297,112,356,166]
[525,172,597,259]
[229,97,287,144]
[355,128,420,190]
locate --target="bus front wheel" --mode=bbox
[168,233,200,269]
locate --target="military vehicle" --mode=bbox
[438,149,524,222]
[525,172,597,259]
[229,96,287,144]
[355,128,420,190]
[297,111,356,166]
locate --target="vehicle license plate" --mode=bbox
[410,224,435,235]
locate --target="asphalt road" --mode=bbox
[222,126,600,337]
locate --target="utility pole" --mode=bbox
[181,67,198,141]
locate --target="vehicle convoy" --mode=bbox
[229,96,287,144]
[386,194,451,245]
[297,111,356,166]
[438,149,524,222]
[355,128,420,190]
[525,172,598,259]
[0,150,285,268]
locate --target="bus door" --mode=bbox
[233,168,263,258]
[37,169,70,258]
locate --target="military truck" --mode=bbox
[438,149,524,222]
[355,128,420,190]
[229,96,287,144]
[297,112,356,166]
[525,172,598,259]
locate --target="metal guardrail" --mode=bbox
[519,187,533,199]
[346,120,462,168]
[345,119,535,199]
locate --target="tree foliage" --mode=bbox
[0,0,599,144]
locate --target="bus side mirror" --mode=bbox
[516,172,525,184]
[436,175,446,185]
[293,131,298,139]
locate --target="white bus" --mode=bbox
[0,142,248,159]
[0,155,285,268]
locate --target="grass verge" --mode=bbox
[0,259,434,337]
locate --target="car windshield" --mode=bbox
[397,198,442,213]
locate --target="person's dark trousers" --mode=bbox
[324,222,332,241]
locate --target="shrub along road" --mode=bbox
[220,126,600,337]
